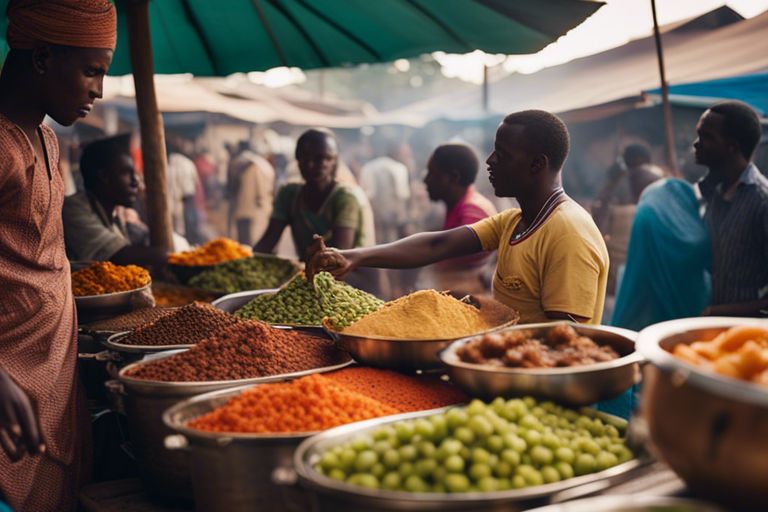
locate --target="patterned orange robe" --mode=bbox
[0,115,86,511]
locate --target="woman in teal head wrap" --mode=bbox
[598,178,711,419]
[611,178,711,330]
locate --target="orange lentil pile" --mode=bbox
[126,320,350,382]
[167,238,251,266]
[189,374,399,434]
[120,302,240,347]
[324,367,467,412]
[72,261,150,296]
[188,367,468,434]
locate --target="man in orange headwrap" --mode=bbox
[0,1,116,510]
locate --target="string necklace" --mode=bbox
[510,187,566,245]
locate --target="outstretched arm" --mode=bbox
[307,226,482,280]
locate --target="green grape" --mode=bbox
[445,454,465,473]
[541,466,561,483]
[574,453,597,476]
[531,445,554,466]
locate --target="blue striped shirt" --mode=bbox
[704,164,768,305]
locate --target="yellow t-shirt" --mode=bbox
[470,200,609,324]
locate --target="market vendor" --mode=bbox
[423,143,497,295]
[308,110,609,324]
[63,134,167,268]
[0,0,117,509]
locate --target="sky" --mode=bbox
[436,0,768,83]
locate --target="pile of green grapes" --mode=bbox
[313,396,633,493]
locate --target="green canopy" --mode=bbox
[0,0,604,76]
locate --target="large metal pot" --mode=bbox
[440,323,641,405]
[637,317,768,511]
[115,350,351,502]
[163,384,316,512]
[295,408,644,511]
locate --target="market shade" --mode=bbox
[97,0,603,76]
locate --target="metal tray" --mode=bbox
[118,347,353,396]
[74,282,152,310]
[102,330,196,354]
[295,407,645,511]
[440,322,641,405]
[526,495,724,512]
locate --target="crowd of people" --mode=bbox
[0,0,767,511]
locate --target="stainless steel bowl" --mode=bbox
[295,408,643,512]
[103,330,195,354]
[212,288,279,313]
[637,317,768,511]
[326,296,519,372]
[116,348,352,501]
[440,323,641,405]
[163,384,316,512]
[525,495,724,512]
[74,282,152,311]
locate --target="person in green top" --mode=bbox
[254,128,367,260]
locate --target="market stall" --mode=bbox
[72,248,768,512]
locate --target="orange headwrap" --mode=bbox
[7,0,117,50]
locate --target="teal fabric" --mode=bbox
[0,0,604,76]
[611,179,711,331]
[0,500,12,512]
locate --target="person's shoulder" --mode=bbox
[467,189,498,215]
[751,166,768,199]
[277,182,303,195]
[63,191,89,208]
[548,200,605,244]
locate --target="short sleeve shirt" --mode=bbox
[470,200,609,324]
[62,191,129,261]
[271,183,365,259]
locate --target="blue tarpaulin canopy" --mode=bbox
[647,72,768,115]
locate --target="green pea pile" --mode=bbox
[235,272,383,327]
[188,256,299,294]
[313,396,634,494]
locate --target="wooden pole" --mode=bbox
[125,0,174,250]
[650,0,679,176]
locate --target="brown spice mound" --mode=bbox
[119,302,240,346]
[324,367,467,412]
[82,307,175,332]
[126,320,351,382]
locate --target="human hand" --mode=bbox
[0,369,44,461]
[306,235,356,283]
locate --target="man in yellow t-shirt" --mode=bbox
[306,110,608,324]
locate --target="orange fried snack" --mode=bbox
[72,261,150,296]
[168,238,251,266]
[673,325,768,385]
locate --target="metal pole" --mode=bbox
[650,0,679,176]
[482,64,489,112]
[125,0,174,250]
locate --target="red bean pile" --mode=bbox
[119,302,240,346]
[126,320,351,382]
[82,307,175,333]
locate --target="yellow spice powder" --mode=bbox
[342,290,490,340]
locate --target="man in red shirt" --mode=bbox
[424,143,497,294]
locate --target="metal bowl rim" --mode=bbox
[118,349,353,390]
[294,407,642,504]
[326,319,519,343]
[440,322,641,376]
[73,281,152,301]
[103,331,195,354]
[637,316,768,406]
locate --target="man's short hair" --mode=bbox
[296,127,336,156]
[503,110,570,170]
[623,144,651,165]
[431,143,479,186]
[80,133,132,190]
[708,100,762,159]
